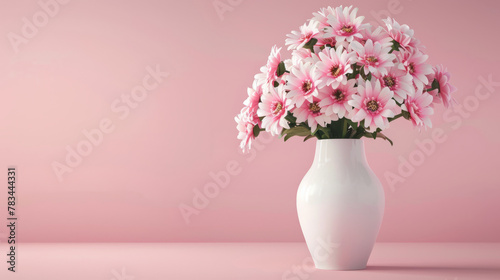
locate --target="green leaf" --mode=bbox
[302,38,318,52]
[311,126,319,136]
[402,110,411,120]
[276,61,286,77]
[352,120,366,138]
[363,131,394,146]
[377,132,394,146]
[340,118,347,138]
[252,124,261,137]
[273,81,279,87]
[303,135,315,142]
[284,112,297,126]
[318,126,331,139]
[431,78,440,92]
[390,40,401,53]
[346,119,358,131]
[330,120,343,138]
[366,72,372,81]
[282,126,312,142]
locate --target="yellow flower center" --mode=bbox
[341,25,353,33]
[273,102,283,115]
[383,76,395,88]
[408,63,416,74]
[309,102,321,114]
[366,56,378,63]
[302,80,312,93]
[333,89,344,101]
[330,65,342,77]
[367,100,379,112]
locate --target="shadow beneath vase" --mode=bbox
[365,265,500,277]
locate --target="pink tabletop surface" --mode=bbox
[0,0,499,245]
[2,243,499,280]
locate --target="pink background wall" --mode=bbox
[0,0,499,243]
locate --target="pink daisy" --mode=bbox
[318,79,356,118]
[383,18,413,49]
[397,50,433,91]
[285,20,319,50]
[350,39,396,76]
[278,72,289,86]
[243,81,263,121]
[325,6,366,43]
[374,66,413,103]
[254,45,282,90]
[312,7,336,29]
[402,90,434,129]
[235,108,257,152]
[316,35,337,48]
[257,84,293,136]
[293,98,337,132]
[315,46,353,88]
[384,18,424,50]
[292,48,313,60]
[430,65,457,108]
[290,49,315,68]
[356,26,392,48]
[286,62,322,107]
[348,79,399,130]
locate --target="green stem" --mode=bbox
[341,118,348,138]
[389,113,403,122]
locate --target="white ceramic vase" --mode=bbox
[296,139,385,270]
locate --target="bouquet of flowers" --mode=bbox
[235,5,456,151]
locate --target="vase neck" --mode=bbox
[313,139,366,165]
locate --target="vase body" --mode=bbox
[296,139,384,270]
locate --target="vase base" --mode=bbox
[315,264,367,271]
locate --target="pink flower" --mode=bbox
[397,50,433,91]
[292,48,313,60]
[293,98,337,132]
[351,39,396,76]
[257,84,293,136]
[402,90,434,129]
[235,108,257,152]
[286,62,322,107]
[285,20,319,50]
[383,18,424,50]
[348,79,399,130]
[316,35,337,48]
[255,45,282,90]
[290,49,315,68]
[318,79,356,118]
[325,6,366,43]
[243,81,263,121]
[356,26,392,48]
[315,46,353,88]
[312,7,336,29]
[374,66,413,103]
[430,65,457,108]
[383,18,413,49]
